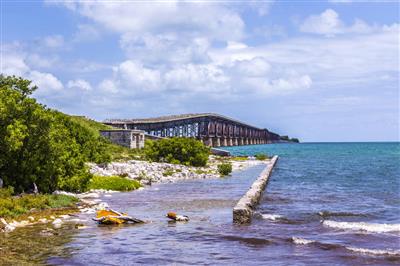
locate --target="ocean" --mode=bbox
[18,142,400,265]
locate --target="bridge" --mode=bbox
[103,113,282,147]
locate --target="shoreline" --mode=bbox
[0,156,269,233]
[89,155,269,185]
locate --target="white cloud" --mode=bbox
[1,44,64,95]
[29,71,63,91]
[73,24,101,42]
[164,63,230,93]
[231,57,271,77]
[299,9,390,36]
[67,79,92,91]
[120,33,211,65]
[2,46,30,76]
[42,35,65,48]
[117,60,161,92]
[49,1,244,41]
[98,79,118,94]
[26,54,57,68]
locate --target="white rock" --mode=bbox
[4,224,16,232]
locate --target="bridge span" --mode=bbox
[103,113,282,147]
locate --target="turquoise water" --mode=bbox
[45,142,399,265]
[225,142,400,262]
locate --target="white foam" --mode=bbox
[323,220,400,233]
[346,246,400,256]
[292,237,315,245]
[261,213,283,221]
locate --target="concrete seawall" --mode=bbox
[233,155,279,224]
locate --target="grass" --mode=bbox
[0,188,78,219]
[87,175,141,191]
[230,156,248,161]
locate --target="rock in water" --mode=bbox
[166,212,189,222]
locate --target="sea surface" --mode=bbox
[5,142,399,265]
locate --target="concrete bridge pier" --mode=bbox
[222,137,228,147]
[228,138,233,146]
[202,137,213,147]
[212,137,221,147]
[234,138,239,146]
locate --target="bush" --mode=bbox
[87,176,141,191]
[144,137,210,167]
[57,170,93,193]
[0,190,78,218]
[218,163,232,176]
[255,153,268,160]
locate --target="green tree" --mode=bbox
[0,75,111,193]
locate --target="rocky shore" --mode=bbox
[1,156,267,233]
[89,156,266,185]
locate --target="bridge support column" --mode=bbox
[222,137,228,147]
[234,138,238,146]
[228,138,233,146]
[213,137,221,147]
[202,137,212,147]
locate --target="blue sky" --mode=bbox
[1,0,399,142]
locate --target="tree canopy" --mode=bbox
[0,75,111,193]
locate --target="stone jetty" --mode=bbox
[233,155,279,224]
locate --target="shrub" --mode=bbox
[87,176,141,191]
[144,137,210,167]
[255,153,268,160]
[0,190,78,218]
[218,163,232,176]
[57,170,93,193]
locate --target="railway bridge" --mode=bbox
[103,113,282,147]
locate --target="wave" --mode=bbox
[291,237,400,257]
[291,237,315,245]
[346,247,400,256]
[260,213,284,221]
[323,220,400,233]
[318,211,367,218]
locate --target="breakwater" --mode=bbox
[233,155,279,224]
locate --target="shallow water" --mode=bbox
[3,142,399,265]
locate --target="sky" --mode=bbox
[1,0,399,142]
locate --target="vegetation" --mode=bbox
[255,153,268,160]
[0,75,145,194]
[280,135,300,143]
[218,163,232,176]
[0,187,78,219]
[144,137,210,167]
[162,168,175,177]
[231,156,248,161]
[87,176,141,191]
